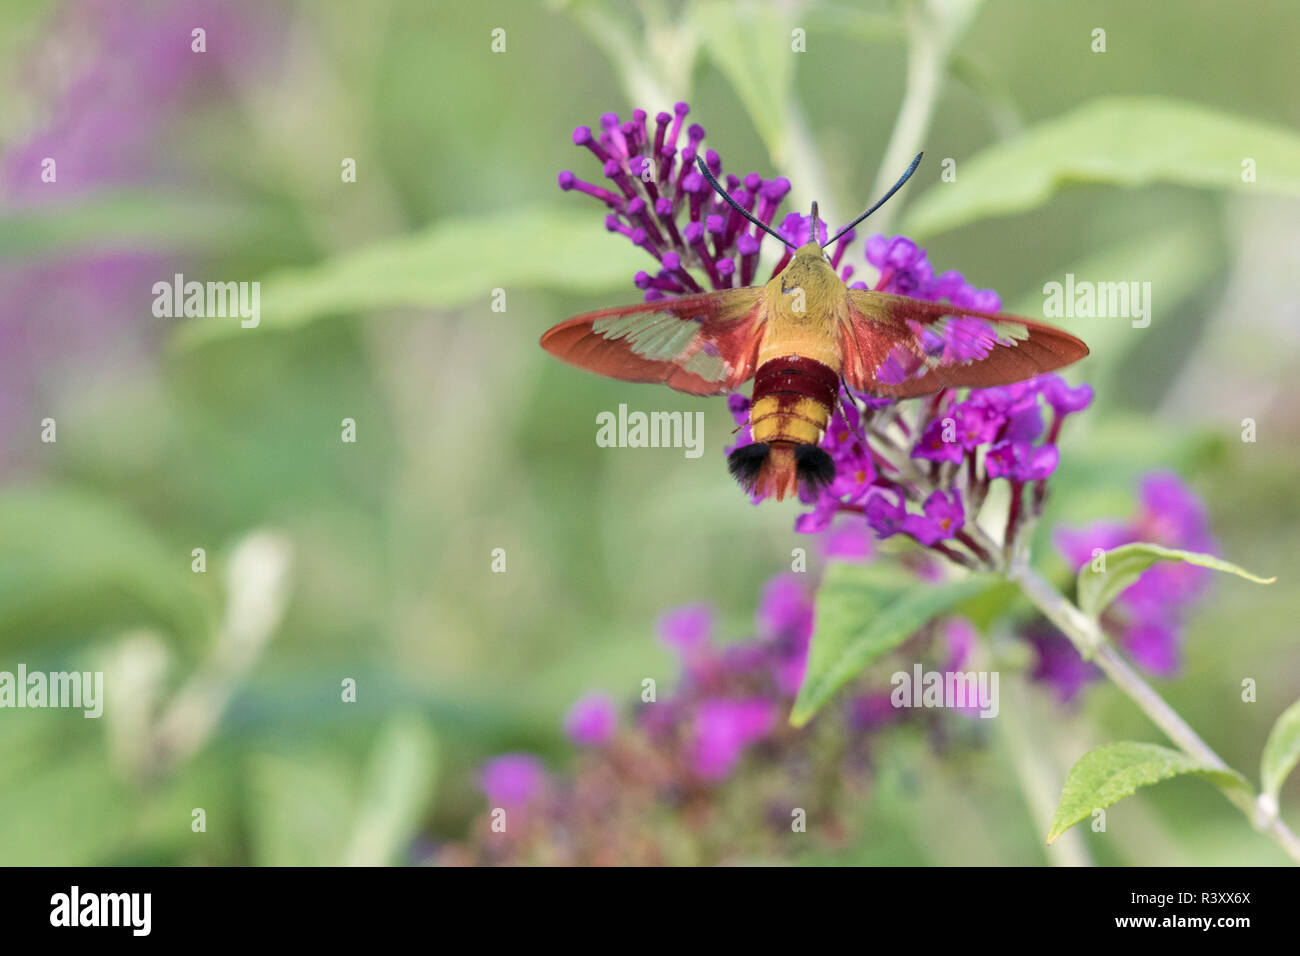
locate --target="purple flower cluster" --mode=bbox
[650,580,811,781]
[1053,472,1218,677]
[558,105,1097,572]
[0,0,257,471]
[561,103,866,299]
[460,555,1003,864]
[782,237,1095,564]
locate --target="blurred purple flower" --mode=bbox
[941,617,977,672]
[848,691,901,730]
[757,574,815,696]
[3,0,250,200]
[690,697,776,781]
[0,0,264,470]
[1023,627,1100,703]
[479,754,546,808]
[1051,471,1218,678]
[564,693,617,747]
[658,603,713,653]
[822,520,875,560]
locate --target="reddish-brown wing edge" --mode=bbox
[841,290,1089,398]
[540,288,765,396]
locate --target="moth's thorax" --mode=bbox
[758,244,846,369]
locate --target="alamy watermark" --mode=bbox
[1043,274,1151,329]
[50,886,150,936]
[890,665,999,718]
[0,665,103,717]
[152,273,260,328]
[596,404,705,459]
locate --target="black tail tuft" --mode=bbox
[727,442,770,492]
[794,445,836,492]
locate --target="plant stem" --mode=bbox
[868,0,984,238]
[1007,561,1300,864]
[995,668,1093,866]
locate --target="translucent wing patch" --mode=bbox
[841,290,1089,398]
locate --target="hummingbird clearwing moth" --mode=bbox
[541,153,1088,501]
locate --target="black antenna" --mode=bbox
[695,156,797,251]
[810,200,819,244]
[824,152,924,248]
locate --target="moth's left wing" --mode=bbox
[840,290,1089,398]
[540,287,766,396]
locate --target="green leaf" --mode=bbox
[1077,543,1274,619]
[1006,220,1219,404]
[0,191,267,259]
[1261,698,1300,803]
[246,751,356,867]
[790,563,995,727]
[342,714,439,866]
[902,96,1300,237]
[173,204,647,347]
[0,487,217,654]
[689,2,795,165]
[248,717,438,867]
[1047,741,1251,844]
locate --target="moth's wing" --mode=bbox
[840,290,1089,398]
[540,288,766,396]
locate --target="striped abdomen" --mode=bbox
[728,355,839,501]
[749,355,840,445]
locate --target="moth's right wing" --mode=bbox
[540,287,766,396]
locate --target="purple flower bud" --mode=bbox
[794,498,837,534]
[902,489,964,545]
[954,403,1001,449]
[866,492,907,538]
[830,450,876,501]
[985,441,1058,481]
[912,417,965,464]
[1041,375,1094,416]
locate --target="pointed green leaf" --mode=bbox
[173,204,647,347]
[1077,542,1274,619]
[1047,742,1251,844]
[343,714,439,866]
[902,96,1300,237]
[790,563,994,727]
[1261,699,1300,803]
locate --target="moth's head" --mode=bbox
[795,240,831,265]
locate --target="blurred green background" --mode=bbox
[1,0,1298,865]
